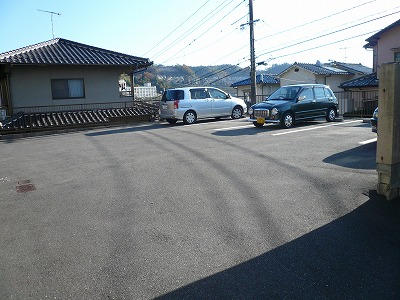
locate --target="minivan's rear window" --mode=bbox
[162,90,184,101]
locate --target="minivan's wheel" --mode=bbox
[166,118,177,124]
[253,121,264,128]
[326,108,336,122]
[281,112,294,128]
[183,111,197,125]
[231,106,243,119]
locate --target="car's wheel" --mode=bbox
[253,121,264,128]
[166,119,177,124]
[281,112,294,128]
[326,108,336,122]
[231,106,243,119]
[183,110,197,125]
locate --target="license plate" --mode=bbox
[257,117,265,124]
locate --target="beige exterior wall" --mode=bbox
[235,83,280,99]
[324,74,354,92]
[375,25,400,76]
[281,67,357,92]
[9,65,129,109]
[280,68,316,86]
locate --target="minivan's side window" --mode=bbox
[298,88,314,100]
[314,87,326,99]
[209,88,227,99]
[190,88,209,99]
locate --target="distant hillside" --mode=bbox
[130,64,249,94]
[124,63,290,94]
[263,63,291,75]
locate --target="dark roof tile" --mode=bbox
[339,73,378,88]
[0,38,152,68]
[231,74,279,87]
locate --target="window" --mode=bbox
[190,88,209,99]
[324,88,334,98]
[51,79,85,99]
[395,52,400,62]
[314,87,326,99]
[298,88,314,100]
[162,90,185,101]
[208,88,227,99]
[268,86,301,100]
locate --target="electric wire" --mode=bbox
[160,0,246,64]
[142,0,211,56]
[151,0,234,60]
[256,10,400,59]
[257,0,376,41]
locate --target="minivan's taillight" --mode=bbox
[174,100,179,109]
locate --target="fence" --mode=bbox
[235,94,270,103]
[334,90,378,118]
[13,99,159,114]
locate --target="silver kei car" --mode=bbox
[160,87,247,125]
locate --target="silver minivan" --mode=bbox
[160,87,247,124]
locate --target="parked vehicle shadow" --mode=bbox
[323,142,376,170]
[85,123,166,136]
[158,191,400,299]
[212,121,322,137]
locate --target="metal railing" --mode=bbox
[235,94,271,103]
[13,100,159,114]
[334,90,378,118]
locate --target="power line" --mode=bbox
[151,0,234,60]
[208,66,250,84]
[231,13,248,25]
[257,0,376,41]
[256,9,400,59]
[172,27,238,60]
[160,0,246,64]
[258,30,378,63]
[142,0,211,56]
[256,4,400,55]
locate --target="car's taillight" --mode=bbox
[174,100,179,109]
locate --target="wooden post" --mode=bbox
[376,63,400,200]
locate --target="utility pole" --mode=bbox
[37,9,61,39]
[249,0,257,105]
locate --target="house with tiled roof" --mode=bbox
[0,38,152,115]
[339,18,400,91]
[278,62,371,92]
[231,74,280,102]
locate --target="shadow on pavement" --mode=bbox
[212,121,322,137]
[158,191,400,299]
[85,118,248,137]
[85,123,165,136]
[323,142,376,170]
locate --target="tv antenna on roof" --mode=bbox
[37,9,61,39]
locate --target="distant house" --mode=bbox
[134,83,158,98]
[231,74,280,102]
[0,38,152,115]
[278,62,371,92]
[340,18,400,91]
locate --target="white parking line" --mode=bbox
[188,120,242,127]
[271,120,362,136]
[359,137,377,145]
[213,124,252,131]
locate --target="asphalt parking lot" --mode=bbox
[0,118,399,299]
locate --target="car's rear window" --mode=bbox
[162,90,184,101]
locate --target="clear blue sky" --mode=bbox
[1,0,399,68]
